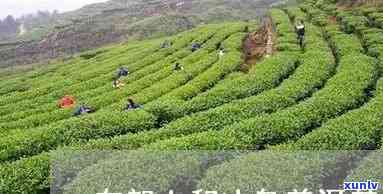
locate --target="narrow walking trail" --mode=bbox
[242,16,275,72]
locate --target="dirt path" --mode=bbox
[265,24,274,57]
[241,16,275,72]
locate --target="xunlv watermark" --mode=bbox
[50,151,383,194]
[344,180,380,191]
[96,187,381,194]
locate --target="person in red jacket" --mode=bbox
[59,95,76,108]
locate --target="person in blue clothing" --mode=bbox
[73,104,94,116]
[124,98,142,111]
[116,66,129,79]
[191,42,201,52]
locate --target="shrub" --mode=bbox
[0,24,220,109]
[198,151,341,193]
[142,23,335,150]
[0,153,51,194]
[338,14,369,34]
[223,54,376,149]
[79,49,107,60]
[0,110,157,162]
[368,12,383,28]
[78,11,329,150]
[0,24,225,129]
[144,36,377,150]
[360,28,383,48]
[144,32,248,122]
[62,151,205,194]
[0,43,158,107]
[274,80,383,150]
[271,27,383,151]
[329,32,363,57]
[0,45,153,113]
[175,51,299,117]
[0,23,248,161]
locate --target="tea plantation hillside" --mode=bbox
[1,0,383,193]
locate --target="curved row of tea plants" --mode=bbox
[0,26,222,128]
[267,0,383,151]
[0,25,226,109]
[143,9,302,123]
[8,4,383,194]
[0,29,200,99]
[83,13,337,151]
[0,12,294,193]
[150,6,383,193]
[0,51,216,134]
[0,41,205,123]
[0,23,252,161]
[0,45,140,95]
[0,23,246,130]
[195,5,383,192]
[65,9,302,150]
[142,16,378,150]
[0,26,214,117]
[0,42,158,106]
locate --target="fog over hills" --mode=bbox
[0,0,109,19]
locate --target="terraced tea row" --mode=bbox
[1,2,382,193]
[0,23,251,162]
[144,10,301,123]
[140,8,377,150]
[0,24,246,131]
[0,43,157,105]
[0,25,228,109]
[0,11,289,192]
[0,26,219,127]
[194,4,383,193]
[79,9,336,151]
[0,26,214,115]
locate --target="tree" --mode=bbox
[51,10,60,21]
[37,10,50,18]
[52,10,59,16]
[1,15,18,34]
[4,15,16,26]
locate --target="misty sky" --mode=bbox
[1,0,109,19]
